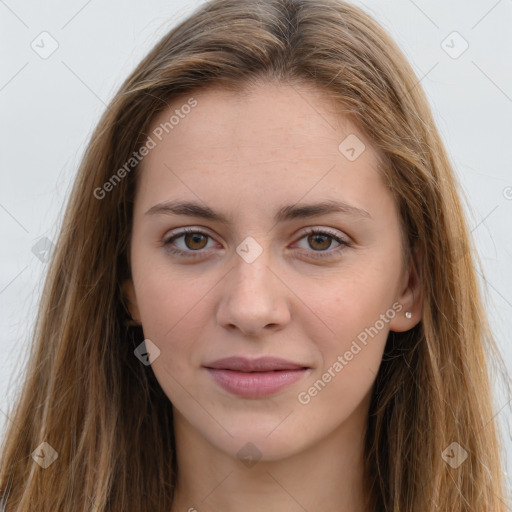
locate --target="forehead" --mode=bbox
[146,81,374,155]
[135,82,389,219]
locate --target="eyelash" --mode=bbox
[162,227,350,260]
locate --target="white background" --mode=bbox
[1,0,511,498]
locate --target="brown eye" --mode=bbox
[294,228,350,259]
[307,233,333,251]
[183,232,208,250]
[163,228,215,258]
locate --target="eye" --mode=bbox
[163,227,217,258]
[162,226,350,260]
[294,227,350,259]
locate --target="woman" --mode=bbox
[0,0,509,510]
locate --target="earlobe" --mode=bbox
[389,244,423,333]
[122,279,141,325]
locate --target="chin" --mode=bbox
[197,416,313,463]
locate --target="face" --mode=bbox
[124,81,421,461]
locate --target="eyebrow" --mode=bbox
[145,199,372,223]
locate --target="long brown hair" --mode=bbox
[1,0,509,510]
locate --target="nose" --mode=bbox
[216,249,291,338]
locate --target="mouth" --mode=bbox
[203,356,311,398]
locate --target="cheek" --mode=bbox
[298,261,400,343]
[134,269,209,405]
[132,256,212,338]
[131,265,214,391]
[293,254,401,384]
[295,281,393,418]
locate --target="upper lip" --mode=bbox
[203,356,309,372]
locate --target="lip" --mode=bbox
[203,356,310,398]
[204,356,308,372]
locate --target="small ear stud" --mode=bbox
[405,311,412,319]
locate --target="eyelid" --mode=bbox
[164,226,213,240]
[162,226,218,251]
[292,226,350,258]
[298,226,348,242]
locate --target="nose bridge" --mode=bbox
[216,236,290,335]
[230,237,277,302]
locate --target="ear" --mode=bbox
[122,279,141,326]
[389,243,423,333]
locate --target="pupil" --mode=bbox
[310,234,330,251]
[186,233,207,250]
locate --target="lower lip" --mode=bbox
[205,368,309,398]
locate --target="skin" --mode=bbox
[123,81,422,512]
